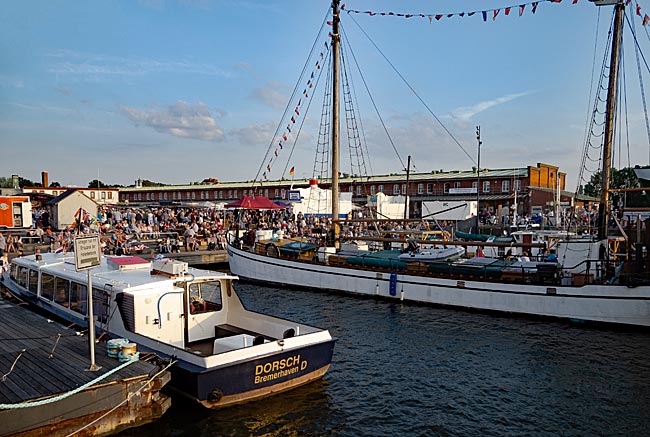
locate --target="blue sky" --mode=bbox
[2,0,650,190]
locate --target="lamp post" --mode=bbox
[476,126,482,233]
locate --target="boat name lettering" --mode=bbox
[254,354,307,384]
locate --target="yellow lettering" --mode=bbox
[301,360,307,371]
[263,363,271,373]
[255,376,261,384]
[272,361,279,371]
[255,365,263,375]
[279,358,286,370]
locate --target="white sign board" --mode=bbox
[74,235,101,271]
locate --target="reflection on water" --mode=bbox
[118,281,650,436]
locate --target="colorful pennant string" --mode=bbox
[340,1,650,28]
[262,44,331,181]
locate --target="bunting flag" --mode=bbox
[283,133,288,140]
[295,107,300,115]
[289,167,295,176]
[287,124,292,132]
[267,165,271,172]
[291,116,295,124]
[644,14,650,25]
[340,0,577,22]
[274,150,278,157]
[637,3,642,16]
[279,141,283,149]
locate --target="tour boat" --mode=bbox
[1,252,336,408]
[227,0,650,328]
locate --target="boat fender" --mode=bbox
[207,388,223,403]
[283,328,295,339]
[253,335,265,345]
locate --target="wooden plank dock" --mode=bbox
[0,299,171,436]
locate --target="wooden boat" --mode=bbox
[397,246,464,262]
[228,0,650,328]
[1,252,336,408]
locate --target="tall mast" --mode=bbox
[596,0,624,240]
[331,0,341,246]
[403,155,411,230]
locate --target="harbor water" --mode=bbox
[119,281,650,436]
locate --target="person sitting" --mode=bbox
[520,251,530,262]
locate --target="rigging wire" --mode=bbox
[252,7,331,190]
[340,23,405,170]
[347,13,476,165]
[627,11,650,163]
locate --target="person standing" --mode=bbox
[0,232,5,256]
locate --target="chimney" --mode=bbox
[41,171,49,188]
[11,175,19,189]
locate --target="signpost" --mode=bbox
[73,235,102,371]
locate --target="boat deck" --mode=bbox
[185,324,272,357]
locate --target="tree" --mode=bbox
[88,179,109,188]
[49,182,61,188]
[581,167,650,208]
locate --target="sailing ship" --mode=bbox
[227,0,650,328]
[1,253,336,408]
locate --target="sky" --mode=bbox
[2,0,650,191]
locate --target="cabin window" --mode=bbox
[93,288,111,323]
[70,282,88,315]
[188,281,222,313]
[54,277,71,307]
[28,269,39,293]
[41,273,55,301]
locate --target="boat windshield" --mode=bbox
[188,280,223,313]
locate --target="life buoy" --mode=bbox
[265,244,279,258]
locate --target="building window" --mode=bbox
[378,184,384,193]
[108,192,113,200]
[427,183,433,194]
[483,181,490,193]
[355,186,361,195]
[454,182,461,189]
[264,189,269,197]
[234,190,238,198]
[101,191,106,199]
[192,192,196,200]
[281,189,286,199]
[163,192,168,200]
[502,180,510,193]
[393,184,400,195]
[173,192,176,200]
[200,191,205,199]
[369,185,375,195]
[444,183,450,193]
[515,180,522,192]
[159,193,163,200]
[243,190,247,197]
[417,183,424,194]
[274,189,279,198]
[90,191,95,199]
[228,190,232,199]
[472,181,478,190]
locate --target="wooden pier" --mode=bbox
[0,299,171,436]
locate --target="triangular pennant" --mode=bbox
[447,14,454,18]
[505,7,511,15]
[459,12,465,17]
[428,15,433,23]
[519,4,526,16]
[274,150,278,157]
[290,116,295,124]
[482,11,487,21]
[435,14,443,20]
[279,141,283,149]
[644,14,650,25]
[493,9,500,20]
[637,3,642,16]
[295,107,300,115]
[468,11,476,16]
[572,0,578,3]
[532,2,538,13]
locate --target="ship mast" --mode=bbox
[331,0,341,246]
[595,0,624,240]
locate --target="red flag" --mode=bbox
[519,5,526,16]
[573,0,578,3]
[626,0,632,4]
[493,9,500,20]
[274,150,278,157]
[291,116,295,124]
[267,165,271,172]
[283,134,288,141]
[295,107,300,115]
[637,4,642,16]
[289,167,295,175]
[505,7,511,15]
[435,14,443,20]
[644,14,650,25]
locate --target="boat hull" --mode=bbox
[171,340,335,408]
[228,244,650,327]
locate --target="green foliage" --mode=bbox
[88,179,109,188]
[141,179,164,187]
[582,167,650,208]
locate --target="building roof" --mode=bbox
[47,189,99,206]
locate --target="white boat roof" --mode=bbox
[11,252,238,292]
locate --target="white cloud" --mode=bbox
[451,91,535,121]
[118,101,225,141]
[46,50,231,80]
[251,81,290,109]
[230,122,275,145]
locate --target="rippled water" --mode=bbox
[119,282,650,436]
